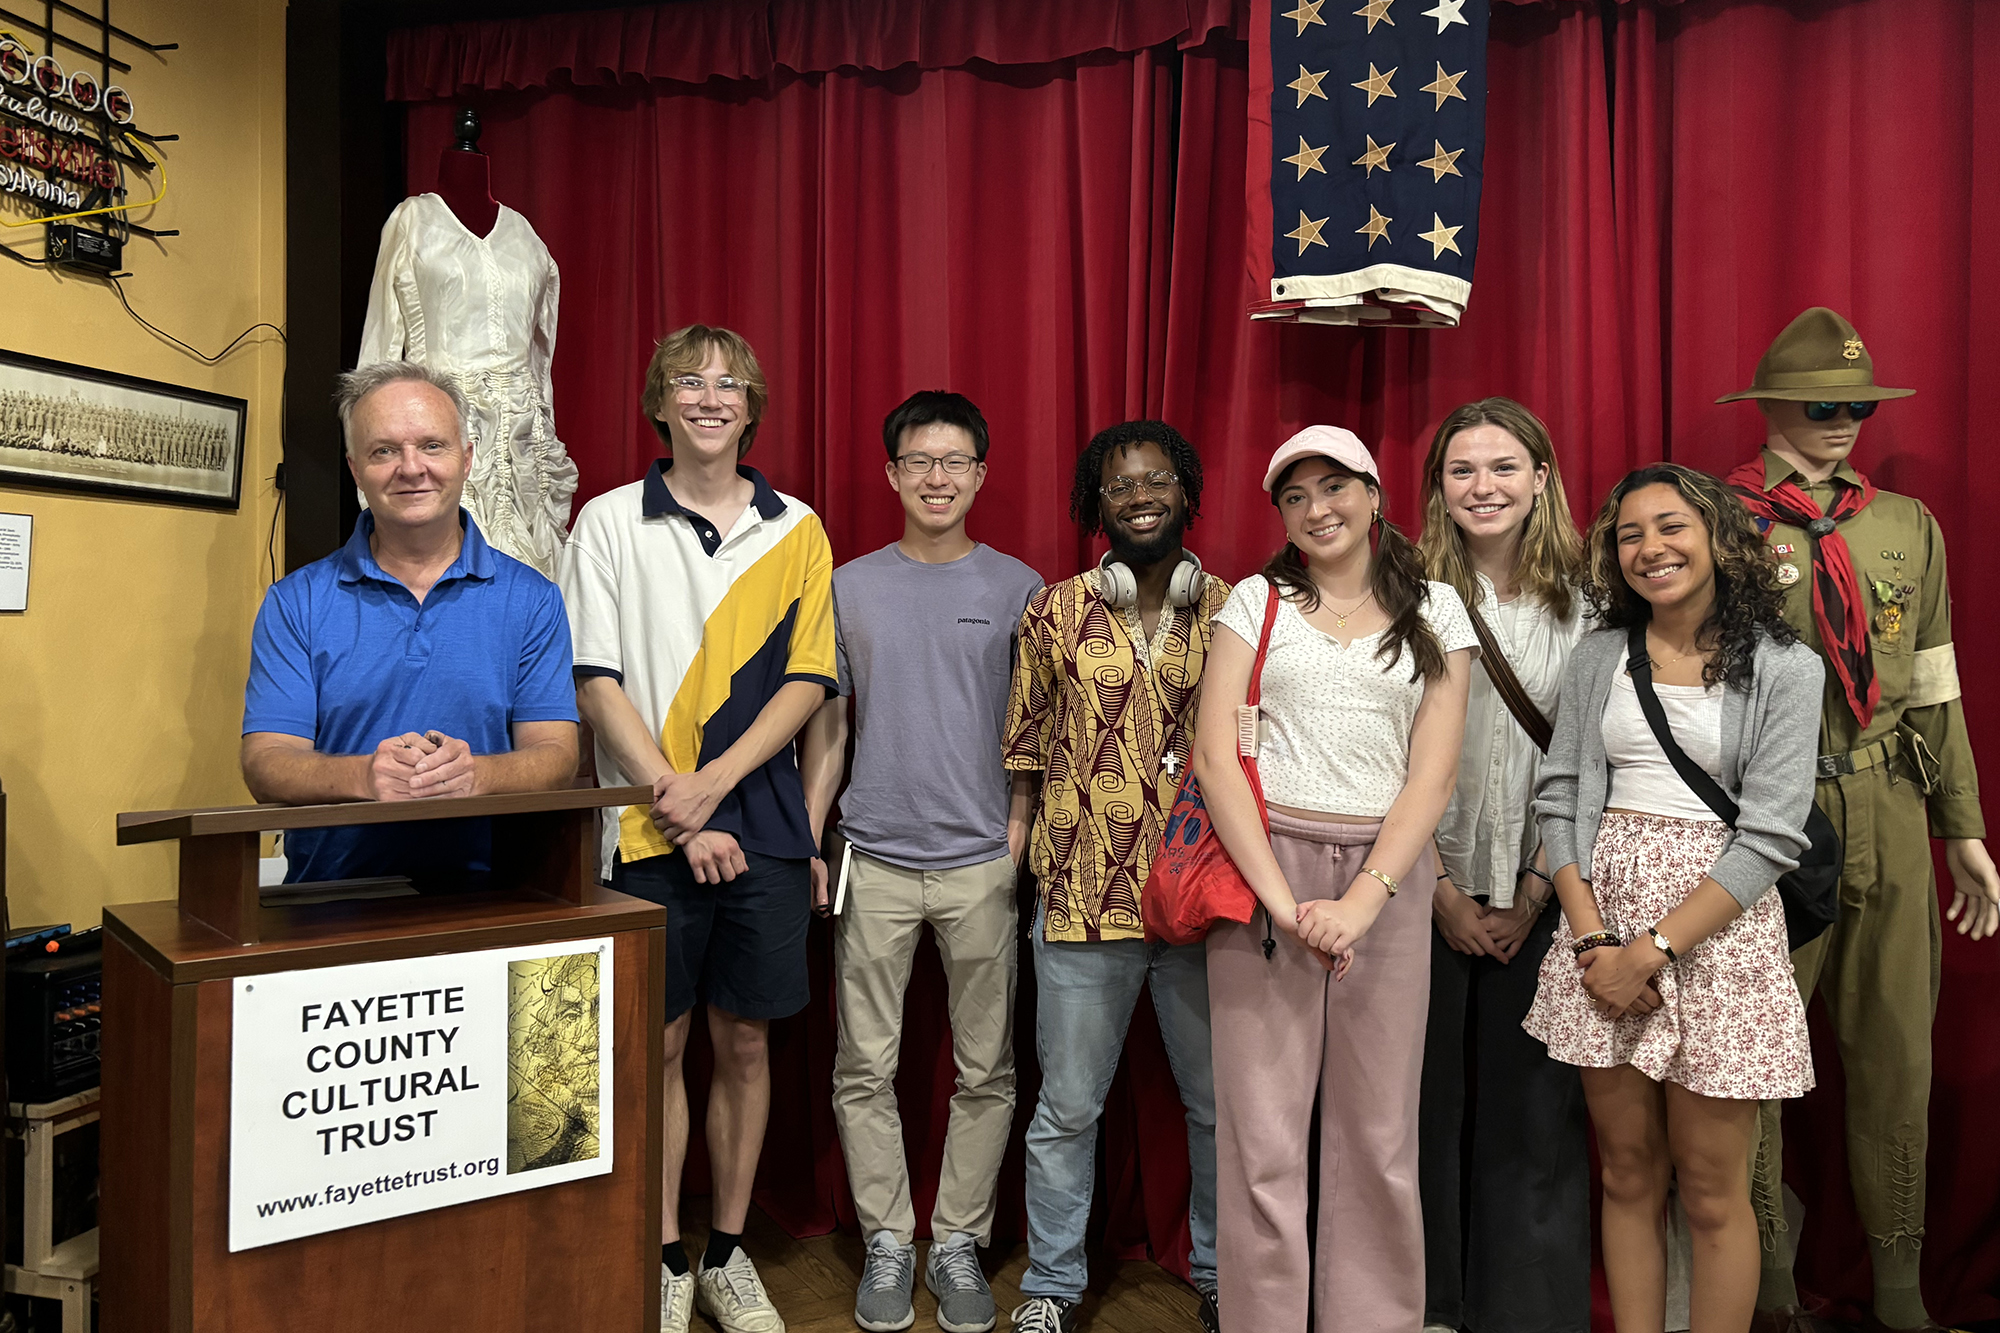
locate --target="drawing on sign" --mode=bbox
[506,952,601,1173]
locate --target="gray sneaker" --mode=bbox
[924,1234,995,1333]
[855,1230,916,1332]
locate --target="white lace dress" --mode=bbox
[359,192,578,576]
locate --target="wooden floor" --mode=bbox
[683,1201,1206,1333]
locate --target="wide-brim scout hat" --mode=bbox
[1715,306,1915,404]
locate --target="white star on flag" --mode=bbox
[1422,0,1467,32]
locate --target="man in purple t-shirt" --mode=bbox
[801,391,1042,1333]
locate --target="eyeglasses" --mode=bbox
[1100,470,1180,504]
[1802,401,1879,422]
[894,451,980,475]
[669,374,751,401]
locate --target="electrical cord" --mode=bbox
[266,471,284,584]
[104,274,284,364]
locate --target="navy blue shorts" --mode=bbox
[612,850,810,1023]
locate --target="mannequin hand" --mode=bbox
[1944,839,2000,941]
[1580,943,1667,1018]
[1485,899,1540,962]
[1433,879,1505,959]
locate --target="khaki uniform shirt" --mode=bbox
[1747,449,1983,839]
[1002,571,1231,943]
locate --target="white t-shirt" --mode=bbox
[1602,650,1726,823]
[1216,575,1479,817]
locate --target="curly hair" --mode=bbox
[1262,457,1447,683]
[1417,397,1583,621]
[1583,463,1797,689]
[1068,420,1204,534]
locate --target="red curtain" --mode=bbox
[391,0,1999,1319]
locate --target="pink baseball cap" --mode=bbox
[1261,424,1380,492]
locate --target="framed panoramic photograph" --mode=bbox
[0,348,248,510]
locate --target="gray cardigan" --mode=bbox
[1533,626,1824,910]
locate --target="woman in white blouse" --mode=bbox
[1194,425,1477,1333]
[1414,399,1590,1333]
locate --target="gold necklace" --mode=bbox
[1327,592,1374,628]
[1646,631,1701,670]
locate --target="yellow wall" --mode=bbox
[0,0,286,929]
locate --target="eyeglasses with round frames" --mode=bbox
[1099,470,1180,504]
[894,451,980,476]
[669,374,750,401]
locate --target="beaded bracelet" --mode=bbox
[1570,930,1621,957]
[1359,866,1399,897]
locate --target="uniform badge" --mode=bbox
[1776,562,1801,586]
[1843,338,1864,360]
[1872,579,1909,606]
[1876,604,1903,642]
[1771,543,1797,556]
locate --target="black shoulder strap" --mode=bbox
[1623,621,1741,827]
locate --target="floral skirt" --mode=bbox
[1523,811,1814,1100]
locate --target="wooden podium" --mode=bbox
[98,787,665,1333]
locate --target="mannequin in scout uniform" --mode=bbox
[1721,308,2000,1333]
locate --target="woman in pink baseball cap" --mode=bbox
[1193,424,1479,1332]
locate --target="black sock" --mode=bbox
[661,1241,689,1276]
[702,1229,743,1270]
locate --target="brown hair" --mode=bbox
[1417,397,1582,619]
[641,324,768,458]
[1261,458,1447,682]
[1581,463,1797,689]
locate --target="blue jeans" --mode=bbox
[1020,902,1217,1299]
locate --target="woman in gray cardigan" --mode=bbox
[1523,464,1819,1333]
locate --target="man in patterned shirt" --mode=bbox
[1002,421,1229,1333]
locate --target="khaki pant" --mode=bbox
[1753,761,1940,1287]
[831,850,1018,1245]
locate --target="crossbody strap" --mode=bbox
[1623,621,1741,827]
[1247,582,1281,705]
[1466,601,1553,753]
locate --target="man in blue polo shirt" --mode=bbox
[241,362,578,886]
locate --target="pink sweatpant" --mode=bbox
[1207,810,1434,1333]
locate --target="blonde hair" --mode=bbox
[641,324,768,458]
[1417,397,1582,620]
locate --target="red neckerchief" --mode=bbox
[1726,458,1878,726]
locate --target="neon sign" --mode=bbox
[0,40,135,124]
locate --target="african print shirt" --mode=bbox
[1003,570,1232,942]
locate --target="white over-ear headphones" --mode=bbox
[1097,549,1206,610]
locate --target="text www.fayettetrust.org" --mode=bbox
[254,1157,503,1218]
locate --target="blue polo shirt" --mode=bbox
[243,511,578,886]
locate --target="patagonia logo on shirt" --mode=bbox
[958,617,992,625]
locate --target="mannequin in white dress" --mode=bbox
[359,110,578,578]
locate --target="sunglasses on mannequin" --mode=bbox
[1802,401,1879,422]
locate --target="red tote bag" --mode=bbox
[1141,583,1280,946]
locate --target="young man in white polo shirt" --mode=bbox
[559,324,835,1333]
[801,391,1042,1333]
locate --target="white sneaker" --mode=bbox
[661,1263,696,1333]
[695,1246,787,1333]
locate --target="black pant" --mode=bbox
[1418,905,1591,1333]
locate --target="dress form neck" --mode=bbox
[435,149,500,239]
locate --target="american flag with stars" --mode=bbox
[1247,0,1489,327]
